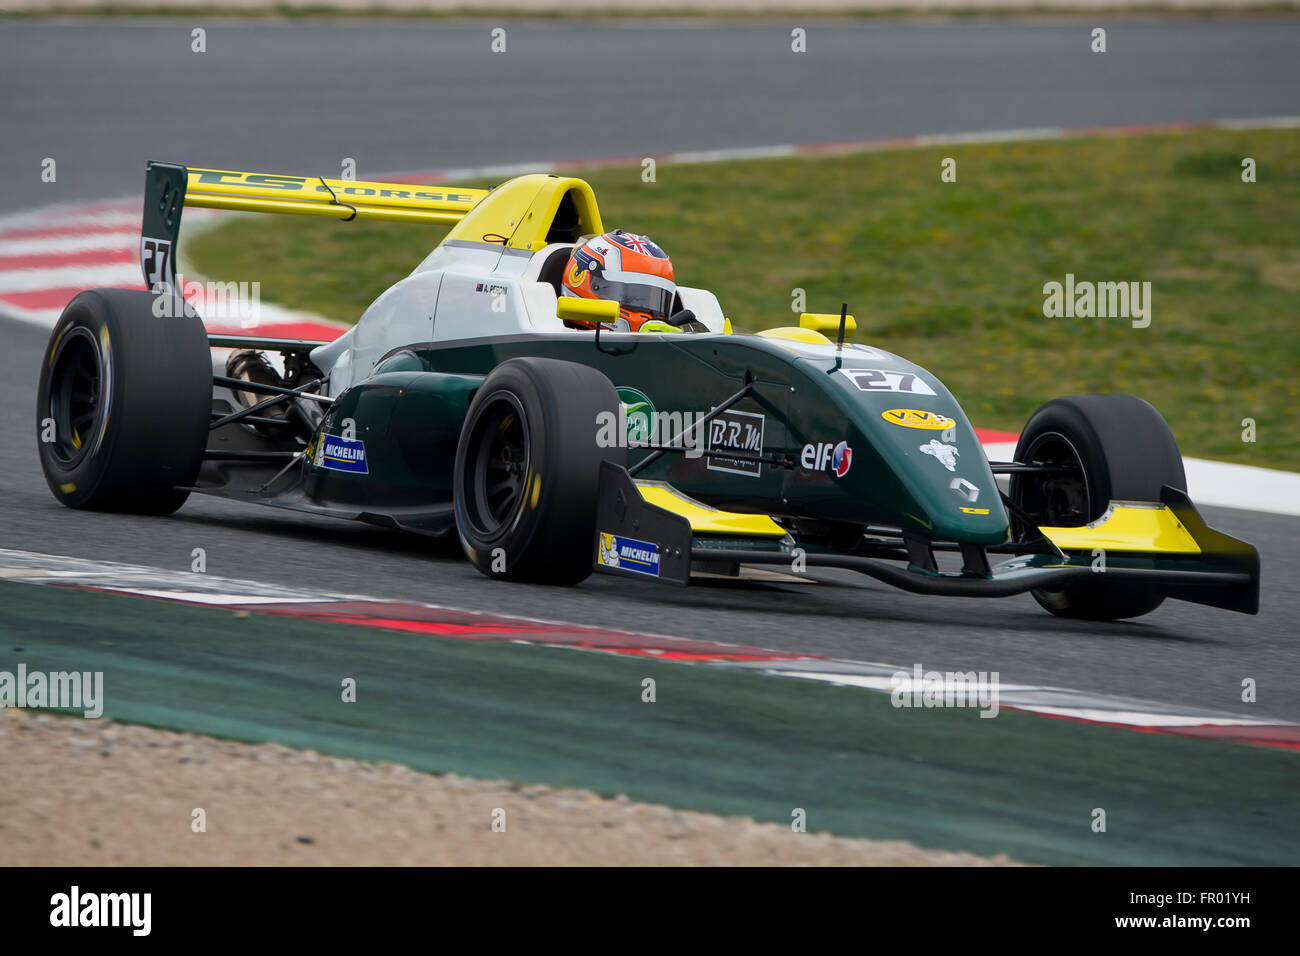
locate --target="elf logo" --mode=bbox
[801,440,853,477]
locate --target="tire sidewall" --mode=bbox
[1013,395,1187,521]
[454,357,624,584]
[37,303,115,507]
[1012,394,1184,620]
[36,289,211,514]
[453,365,554,567]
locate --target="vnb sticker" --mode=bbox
[317,434,368,474]
[881,408,956,430]
[597,532,660,577]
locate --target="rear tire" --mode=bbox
[36,289,212,515]
[454,357,626,585]
[1011,394,1185,621]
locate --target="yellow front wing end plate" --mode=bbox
[634,481,787,540]
[1038,501,1202,555]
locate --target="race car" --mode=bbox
[34,161,1259,620]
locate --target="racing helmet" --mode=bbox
[559,230,676,331]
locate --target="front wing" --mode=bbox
[591,464,1259,614]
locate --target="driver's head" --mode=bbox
[560,230,675,331]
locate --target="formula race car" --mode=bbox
[35,161,1259,620]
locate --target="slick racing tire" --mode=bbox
[454,357,626,585]
[36,289,212,515]
[1010,394,1187,621]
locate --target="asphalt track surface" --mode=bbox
[3,17,1300,209]
[1,18,1298,725]
[3,312,1298,723]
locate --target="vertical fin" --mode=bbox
[141,161,188,295]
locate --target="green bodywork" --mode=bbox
[303,330,1010,546]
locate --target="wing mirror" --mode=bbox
[799,312,857,337]
[557,297,620,324]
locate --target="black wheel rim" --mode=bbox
[47,327,103,467]
[1010,431,1090,539]
[461,392,531,538]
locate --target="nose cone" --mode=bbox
[810,352,1011,544]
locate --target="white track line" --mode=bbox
[2,547,1290,738]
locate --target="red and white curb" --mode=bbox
[2,116,1298,511]
[0,197,345,340]
[2,547,1295,751]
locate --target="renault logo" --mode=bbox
[950,477,979,503]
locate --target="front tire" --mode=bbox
[36,289,212,515]
[454,357,626,585]
[1010,394,1186,621]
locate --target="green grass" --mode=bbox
[189,128,1300,469]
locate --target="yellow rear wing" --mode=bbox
[140,160,491,292]
[140,161,604,295]
[182,167,489,224]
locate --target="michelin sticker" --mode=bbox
[598,532,661,577]
[705,409,765,477]
[317,434,368,474]
[919,439,959,472]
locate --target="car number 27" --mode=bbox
[841,368,937,396]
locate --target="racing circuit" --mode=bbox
[1,16,1298,865]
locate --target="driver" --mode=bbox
[559,230,688,332]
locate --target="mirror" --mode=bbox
[558,297,620,324]
[799,312,857,336]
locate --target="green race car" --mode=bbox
[35,161,1259,621]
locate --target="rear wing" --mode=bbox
[140,161,490,293]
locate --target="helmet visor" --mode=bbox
[589,273,676,321]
